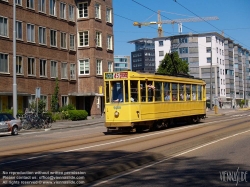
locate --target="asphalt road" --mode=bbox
[0,110,249,187]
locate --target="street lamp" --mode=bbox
[13,1,17,118]
[210,36,213,110]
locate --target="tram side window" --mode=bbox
[179,84,185,101]
[130,81,138,102]
[172,83,178,101]
[198,85,202,100]
[147,81,154,102]
[155,82,162,101]
[140,81,146,102]
[164,82,171,101]
[112,81,124,102]
[105,82,110,103]
[192,85,197,101]
[186,84,191,101]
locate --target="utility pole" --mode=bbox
[210,36,213,110]
[13,1,17,118]
[244,57,246,107]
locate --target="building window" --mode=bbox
[96,31,102,47]
[159,51,164,56]
[107,35,112,50]
[0,53,8,73]
[16,21,22,40]
[78,31,89,47]
[16,56,23,74]
[69,34,75,50]
[95,3,101,19]
[50,61,57,78]
[61,96,68,107]
[50,30,57,47]
[28,57,35,75]
[79,59,90,75]
[27,23,35,42]
[78,2,88,18]
[70,63,76,79]
[159,41,163,46]
[60,2,66,19]
[179,38,187,43]
[27,0,34,9]
[40,59,47,77]
[96,59,102,75]
[108,61,113,72]
[206,37,211,42]
[38,27,46,44]
[61,62,67,79]
[206,47,211,53]
[106,8,112,23]
[49,0,56,16]
[0,17,8,37]
[38,0,46,13]
[69,5,75,21]
[207,57,211,63]
[60,32,66,49]
[179,47,188,54]
[16,0,22,5]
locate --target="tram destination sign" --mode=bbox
[105,72,128,79]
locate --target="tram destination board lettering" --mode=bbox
[105,72,128,79]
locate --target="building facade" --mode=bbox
[114,55,130,72]
[129,38,155,73]
[154,32,250,108]
[0,0,113,116]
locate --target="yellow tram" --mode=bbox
[104,71,206,132]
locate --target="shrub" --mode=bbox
[68,110,88,121]
[52,112,63,122]
[59,104,76,112]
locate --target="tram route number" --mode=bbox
[105,72,128,79]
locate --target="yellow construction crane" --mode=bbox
[133,10,219,37]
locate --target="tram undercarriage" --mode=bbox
[106,114,206,133]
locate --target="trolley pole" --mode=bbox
[13,1,17,118]
[210,37,213,110]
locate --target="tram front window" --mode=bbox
[111,81,129,102]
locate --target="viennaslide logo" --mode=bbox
[219,167,248,186]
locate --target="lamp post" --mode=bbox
[13,1,17,118]
[210,36,213,110]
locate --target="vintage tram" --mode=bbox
[104,71,206,132]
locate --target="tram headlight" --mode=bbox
[114,111,119,117]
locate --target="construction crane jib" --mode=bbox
[133,10,219,37]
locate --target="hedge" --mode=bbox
[68,110,88,121]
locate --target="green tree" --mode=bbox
[51,77,60,112]
[157,52,189,75]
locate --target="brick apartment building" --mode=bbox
[0,0,113,117]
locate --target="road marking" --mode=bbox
[0,116,249,165]
[92,129,250,186]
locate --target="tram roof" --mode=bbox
[104,71,205,84]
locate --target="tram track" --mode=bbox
[0,115,249,185]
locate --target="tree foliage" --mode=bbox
[157,52,189,75]
[51,77,60,112]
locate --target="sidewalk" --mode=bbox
[50,117,105,130]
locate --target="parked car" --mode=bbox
[0,113,22,135]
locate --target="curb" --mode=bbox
[50,121,104,130]
[20,121,104,132]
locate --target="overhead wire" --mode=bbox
[174,0,250,49]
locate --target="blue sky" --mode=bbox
[113,0,250,56]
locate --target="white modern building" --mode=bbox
[153,32,250,108]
